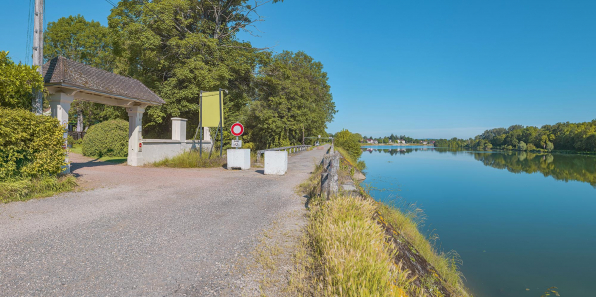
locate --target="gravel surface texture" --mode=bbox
[0,146,328,296]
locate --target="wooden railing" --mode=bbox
[256,145,311,163]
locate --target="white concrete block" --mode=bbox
[264,151,288,175]
[227,149,251,170]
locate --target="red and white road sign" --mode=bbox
[231,122,244,136]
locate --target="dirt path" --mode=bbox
[0,147,328,296]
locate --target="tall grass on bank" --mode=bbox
[335,146,366,171]
[308,195,408,297]
[151,151,226,168]
[378,203,467,296]
[0,175,77,203]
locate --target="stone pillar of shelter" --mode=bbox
[203,127,211,142]
[127,106,145,166]
[171,118,187,141]
[49,92,74,174]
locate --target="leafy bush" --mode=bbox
[0,51,45,110]
[334,129,363,161]
[82,119,128,157]
[0,107,65,180]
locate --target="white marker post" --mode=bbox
[230,122,244,149]
[227,122,249,169]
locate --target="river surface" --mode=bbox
[361,146,596,297]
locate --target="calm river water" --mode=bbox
[361,146,596,297]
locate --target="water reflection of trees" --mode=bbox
[472,152,596,187]
[362,147,596,187]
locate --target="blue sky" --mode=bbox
[3,0,595,139]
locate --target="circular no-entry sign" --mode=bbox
[231,122,244,136]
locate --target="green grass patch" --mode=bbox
[0,175,77,203]
[151,151,226,168]
[70,145,127,164]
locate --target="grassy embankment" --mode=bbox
[291,148,469,297]
[0,175,77,203]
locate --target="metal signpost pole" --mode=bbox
[219,88,223,157]
[199,91,203,157]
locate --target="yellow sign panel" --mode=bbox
[201,91,224,127]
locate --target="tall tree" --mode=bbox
[44,15,124,131]
[44,14,114,70]
[245,51,337,149]
[107,0,282,138]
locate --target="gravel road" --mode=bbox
[0,146,327,296]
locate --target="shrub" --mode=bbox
[0,51,45,110]
[334,129,363,161]
[83,119,128,157]
[0,107,65,180]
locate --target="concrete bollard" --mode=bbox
[227,149,251,170]
[320,152,339,199]
[264,151,288,175]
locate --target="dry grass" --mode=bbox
[302,195,409,297]
[0,175,78,203]
[151,150,226,168]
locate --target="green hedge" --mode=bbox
[82,119,128,157]
[0,107,66,180]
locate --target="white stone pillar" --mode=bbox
[203,127,211,142]
[127,106,145,166]
[49,92,74,174]
[49,92,74,128]
[171,118,187,141]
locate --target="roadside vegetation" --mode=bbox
[290,130,469,297]
[0,175,77,203]
[0,107,77,203]
[151,151,226,168]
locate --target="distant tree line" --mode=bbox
[434,120,596,152]
[361,134,418,144]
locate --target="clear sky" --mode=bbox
[3,0,595,139]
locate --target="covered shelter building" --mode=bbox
[43,57,210,171]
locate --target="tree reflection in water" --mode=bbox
[362,147,596,187]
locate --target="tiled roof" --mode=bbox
[42,56,165,105]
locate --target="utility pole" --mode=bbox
[32,0,44,115]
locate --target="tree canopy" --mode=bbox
[246,51,336,148]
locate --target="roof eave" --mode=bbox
[45,82,165,106]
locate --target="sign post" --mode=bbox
[230,122,244,149]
